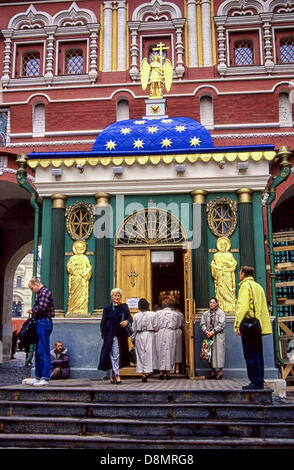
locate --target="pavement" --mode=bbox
[1,351,294,402]
[0,351,31,387]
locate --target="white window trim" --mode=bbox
[225,27,264,68]
[12,40,46,78]
[55,38,89,76]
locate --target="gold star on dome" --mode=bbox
[120,127,131,135]
[189,136,201,147]
[147,126,159,134]
[175,125,186,133]
[133,138,144,149]
[105,140,117,150]
[161,119,173,124]
[161,137,173,149]
[134,120,146,125]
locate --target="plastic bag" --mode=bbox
[200,338,213,362]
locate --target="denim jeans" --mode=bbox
[35,318,53,380]
[241,331,264,388]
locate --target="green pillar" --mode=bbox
[50,194,67,315]
[236,188,255,269]
[94,193,111,313]
[191,190,209,308]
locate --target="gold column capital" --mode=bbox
[95,192,112,206]
[236,188,253,203]
[51,193,67,209]
[191,189,207,204]
[277,145,292,167]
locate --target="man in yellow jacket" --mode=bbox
[235,266,272,390]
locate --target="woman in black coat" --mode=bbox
[98,288,133,384]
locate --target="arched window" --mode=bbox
[64,49,84,75]
[200,95,214,129]
[22,52,40,77]
[280,38,294,64]
[234,39,254,65]
[117,99,129,121]
[279,92,293,128]
[32,102,45,137]
[16,276,22,288]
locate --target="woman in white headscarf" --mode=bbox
[200,297,226,380]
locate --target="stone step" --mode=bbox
[0,433,294,449]
[1,415,293,438]
[0,400,293,420]
[0,386,273,404]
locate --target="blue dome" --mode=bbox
[92,117,214,155]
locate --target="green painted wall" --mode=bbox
[40,197,52,286]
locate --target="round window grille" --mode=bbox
[206,198,238,237]
[65,201,94,241]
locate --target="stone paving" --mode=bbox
[0,351,293,402]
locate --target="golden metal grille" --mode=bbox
[207,198,238,237]
[116,209,185,245]
[65,202,94,241]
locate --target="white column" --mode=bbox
[117,1,126,71]
[173,19,185,78]
[187,0,198,67]
[88,24,99,82]
[129,22,140,80]
[103,1,113,71]
[214,17,226,76]
[1,30,13,87]
[201,0,213,66]
[44,26,56,82]
[260,13,274,73]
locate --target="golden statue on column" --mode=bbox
[67,240,92,315]
[140,42,173,99]
[211,237,237,313]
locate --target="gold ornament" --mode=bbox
[140,42,173,99]
[211,237,237,313]
[66,240,92,316]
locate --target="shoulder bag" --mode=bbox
[239,283,262,337]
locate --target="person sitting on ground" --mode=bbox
[50,340,70,380]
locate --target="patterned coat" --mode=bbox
[200,308,226,368]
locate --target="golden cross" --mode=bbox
[152,42,169,65]
[128,269,138,287]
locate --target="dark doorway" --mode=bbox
[151,249,185,312]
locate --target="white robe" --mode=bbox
[175,311,184,363]
[154,308,180,372]
[132,310,157,374]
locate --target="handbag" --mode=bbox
[200,338,213,362]
[124,323,133,337]
[18,316,37,345]
[239,283,262,337]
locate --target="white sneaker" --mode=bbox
[22,378,40,385]
[33,379,49,387]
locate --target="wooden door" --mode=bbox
[116,249,151,312]
[183,244,196,378]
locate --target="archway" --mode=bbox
[1,240,34,361]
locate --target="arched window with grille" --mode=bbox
[64,49,84,75]
[234,39,254,65]
[22,51,41,77]
[279,38,294,64]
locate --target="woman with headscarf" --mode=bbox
[132,298,157,382]
[200,297,226,380]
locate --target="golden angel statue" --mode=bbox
[211,237,237,313]
[141,44,173,99]
[67,240,92,315]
